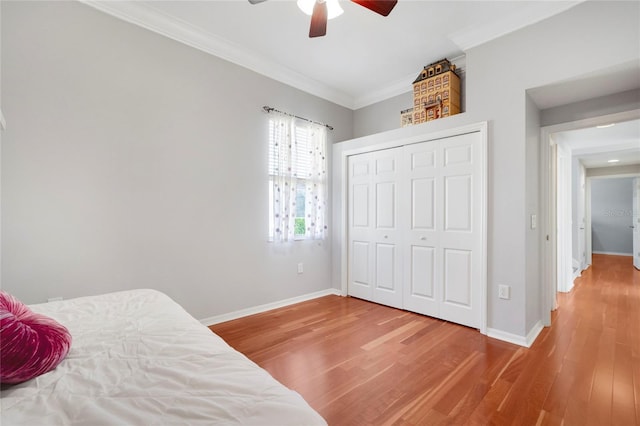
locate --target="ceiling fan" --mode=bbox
[248,0,398,38]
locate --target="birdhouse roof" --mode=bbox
[412,59,456,84]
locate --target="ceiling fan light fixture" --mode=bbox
[297,0,343,19]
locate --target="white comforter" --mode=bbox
[0,289,326,425]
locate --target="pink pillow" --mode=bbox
[0,291,72,384]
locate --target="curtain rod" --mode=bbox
[262,106,334,131]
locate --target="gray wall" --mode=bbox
[591,178,634,255]
[541,89,640,127]
[345,1,639,338]
[1,1,353,320]
[353,91,412,139]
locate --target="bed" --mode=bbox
[0,289,326,425]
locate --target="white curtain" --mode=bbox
[302,121,328,240]
[270,113,327,242]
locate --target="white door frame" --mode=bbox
[634,177,640,270]
[556,142,573,293]
[576,163,587,273]
[540,109,640,327]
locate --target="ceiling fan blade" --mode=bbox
[351,0,397,16]
[248,0,267,4]
[309,0,328,38]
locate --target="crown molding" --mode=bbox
[352,73,415,110]
[80,0,356,109]
[352,55,466,110]
[80,1,579,111]
[448,1,583,51]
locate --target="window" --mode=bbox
[268,114,327,242]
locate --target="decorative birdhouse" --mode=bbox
[407,58,461,125]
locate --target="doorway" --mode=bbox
[540,110,640,327]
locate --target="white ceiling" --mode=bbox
[554,119,640,169]
[82,0,639,163]
[83,0,582,109]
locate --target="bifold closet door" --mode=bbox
[347,148,403,309]
[402,142,439,318]
[347,131,483,329]
[403,132,482,328]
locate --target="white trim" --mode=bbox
[334,121,488,335]
[487,320,543,348]
[200,288,341,326]
[80,0,354,109]
[592,251,633,257]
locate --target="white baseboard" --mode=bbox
[486,320,543,348]
[572,269,581,280]
[592,251,632,257]
[559,279,574,294]
[200,288,342,326]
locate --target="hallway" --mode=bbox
[543,253,640,425]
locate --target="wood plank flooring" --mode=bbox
[210,254,640,425]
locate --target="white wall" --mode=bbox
[1,1,353,320]
[347,1,640,339]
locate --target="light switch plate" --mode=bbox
[498,285,510,300]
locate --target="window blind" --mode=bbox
[268,120,312,178]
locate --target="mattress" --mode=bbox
[0,289,326,425]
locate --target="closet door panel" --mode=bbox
[438,132,482,328]
[403,142,439,316]
[444,175,472,232]
[375,243,397,291]
[372,149,403,309]
[348,154,374,301]
[412,178,435,230]
[348,148,403,309]
[443,248,472,307]
[351,241,371,290]
[409,245,435,299]
[376,182,396,229]
[352,184,370,228]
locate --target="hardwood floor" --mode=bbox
[210,254,640,425]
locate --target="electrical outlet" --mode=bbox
[297,263,304,274]
[498,285,510,300]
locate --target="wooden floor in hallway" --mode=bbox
[210,254,640,425]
